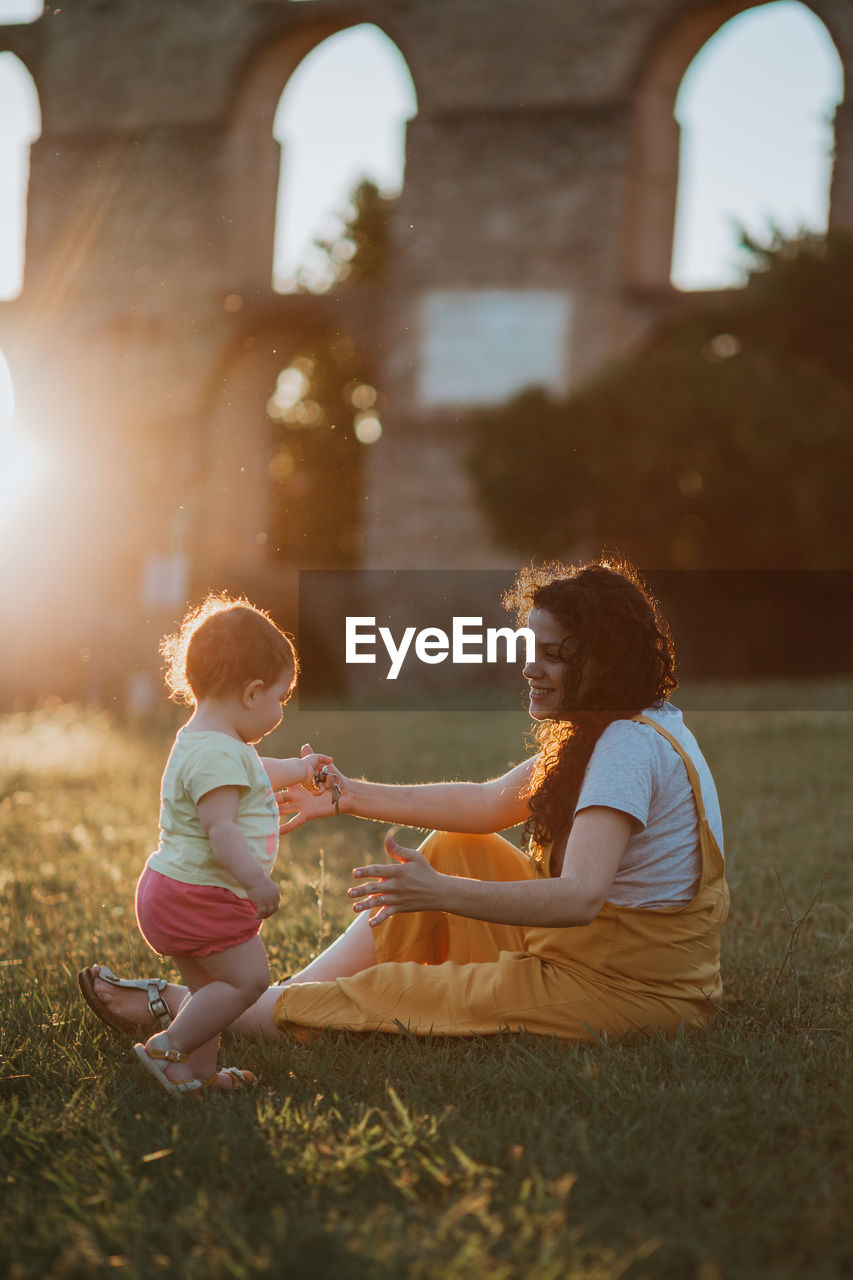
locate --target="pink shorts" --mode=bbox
[135,866,261,958]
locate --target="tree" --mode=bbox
[466,231,853,570]
[266,180,392,563]
[310,178,394,289]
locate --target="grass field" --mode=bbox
[1,696,851,1279]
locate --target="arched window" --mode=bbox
[671,2,844,289]
[272,23,417,291]
[0,50,41,299]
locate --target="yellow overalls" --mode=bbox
[273,716,730,1042]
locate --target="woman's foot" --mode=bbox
[89,964,184,1033]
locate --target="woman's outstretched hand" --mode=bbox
[278,743,346,833]
[348,831,444,927]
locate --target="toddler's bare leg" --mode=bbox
[157,956,220,1082]
[142,939,270,1082]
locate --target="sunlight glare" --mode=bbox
[267,362,313,423]
[0,348,11,427]
[0,417,46,524]
[0,350,47,524]
[353,412,382,445]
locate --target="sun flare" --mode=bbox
[0,349,48,522]
[0,418,46,524]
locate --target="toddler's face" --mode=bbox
[241,670,294,743]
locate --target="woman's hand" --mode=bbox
[278,780,344,832]
[348,831,445,927]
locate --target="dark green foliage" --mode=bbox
[313,178,394,286]
[466,231,853,569]
[267,335,367,565]
[266,180,391,565]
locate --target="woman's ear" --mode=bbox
[242,678,264,707]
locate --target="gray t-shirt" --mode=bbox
[575,702,724,909]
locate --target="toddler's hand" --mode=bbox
[247,875,280,920]
[300,751,334,790]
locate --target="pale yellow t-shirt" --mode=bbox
[145,729,279,898]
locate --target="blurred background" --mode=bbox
[0,0,850,707]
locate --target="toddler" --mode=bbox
[133,592,331,1095]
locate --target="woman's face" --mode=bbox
[523,607,579,721]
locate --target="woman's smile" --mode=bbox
[523,607,572,719]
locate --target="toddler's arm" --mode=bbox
[197,785,280,918]
[261,751,333,791]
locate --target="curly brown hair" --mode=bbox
[503,559,677,871]
[160,593,297,706]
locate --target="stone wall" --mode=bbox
[0,0,851,697]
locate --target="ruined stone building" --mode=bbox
[0,0,851,700]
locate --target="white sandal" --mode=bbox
[133,1037,203,1097]
[78,965,173,1037]
[203,1067,258,1093]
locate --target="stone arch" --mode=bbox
[223,17,417,296]
[623,0,847,292]
[0,49,40,300]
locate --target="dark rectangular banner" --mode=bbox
[297,570,853,711]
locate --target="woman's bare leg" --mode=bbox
[287,912,377,984]
[89,914,378,1041]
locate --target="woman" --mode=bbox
[79,560,729,1047]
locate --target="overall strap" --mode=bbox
[632,714,709,823]
[632,713,727,897]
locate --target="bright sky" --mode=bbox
[272,23,417,290]
[0,0,846,402]
[672,1,842,287]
